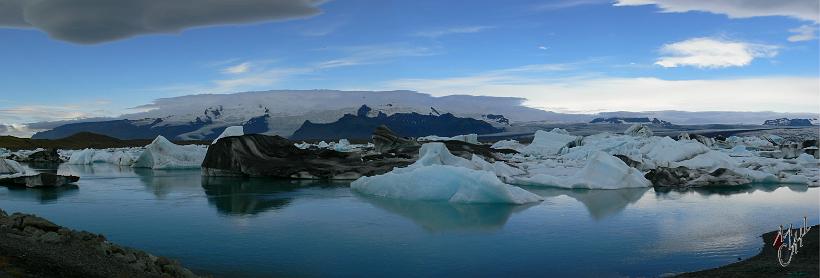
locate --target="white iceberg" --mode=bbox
[133,136,207,169]
[0,158,26,176]
[67,148,140,166]
[625,123,653,137]
[490,139,524,151]
[333,139,353,152]
[418,134,479,144]
[513,152,651,189]
[351,165,542,204]
[520,129,579,157]
[212,126,244,144]
[351,142,541,204]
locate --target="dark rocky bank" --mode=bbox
[0,208,200,278]
[678,225,818,277]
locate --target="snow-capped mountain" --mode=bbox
[32,90,558,140]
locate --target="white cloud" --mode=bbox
[787,24,819,42]
[655,37,778,68]
[0,123,37,137]
[377,65,819,113]
[0,0,324,44]
[614,0,819,23]
[223,62,252,74]
[0,104,115,125]
[534,0,609,11]
[413,26,494,38]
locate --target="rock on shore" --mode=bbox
[0,208,199,278]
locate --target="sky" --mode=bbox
[0,0,818,129]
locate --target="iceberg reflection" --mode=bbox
[357,194,536,232]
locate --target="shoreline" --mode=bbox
[0,208,199,278]
[677,225,818,277]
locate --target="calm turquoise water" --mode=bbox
[1,163,818,277]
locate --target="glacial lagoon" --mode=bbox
[1,163,817,277]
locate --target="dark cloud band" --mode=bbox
[0,0,323,44]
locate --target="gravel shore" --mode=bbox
[678,224,818,277]
[0,208,200,278]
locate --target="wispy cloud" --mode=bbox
[655,37,778,68]
[534,0,609,11]
[787,24,819,42]
[156,44,439,94]
[222,62,252,74]
[413,26,494,38]
[614,0,819,23]
[375,65,818,113]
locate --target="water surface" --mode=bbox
[1,163,817,277]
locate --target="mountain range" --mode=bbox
[19,90,820,140]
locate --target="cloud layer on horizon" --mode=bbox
[0,0,323,44]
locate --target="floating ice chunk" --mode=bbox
[0,158,26,176]
[640,137,710,165]
[294,142,311,149]
[67,149,113,164]
[470,154,525,179]
[333,139,353,152]
[674,150,734,170]
[351,165,542,204]
[212,126,244,144]
[521,129,579,157]
[133,136,207,169]
[512,152,650,189]
[418,134,479,144]
[409,142,474,169]
[781,174,809,184]
[490,139,524,151]
[728,145,754,157]
[625,123,653,137]
[317,141,329,148]
[795,153,818,165]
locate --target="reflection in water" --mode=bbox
[58,163,137,177]
[201,177,347,216]
[134,168,202,198]
[357,194,536,232]
[525,187,650,219]
[654,183,810,198]
[1,184,79,203]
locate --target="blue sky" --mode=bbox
[0,0,818,127]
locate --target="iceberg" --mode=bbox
[350,142,541,204]
[351,165,542,204]
[513,152,651,189]
[521,129,579,157]
[624,123,653,137]
[67,148,140,166]
[418,134,479,144]
[333,139,353,152]
[0,158,26,176]
[212,126,244,144]
[490,139,524,151]
[133,136,207,169]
